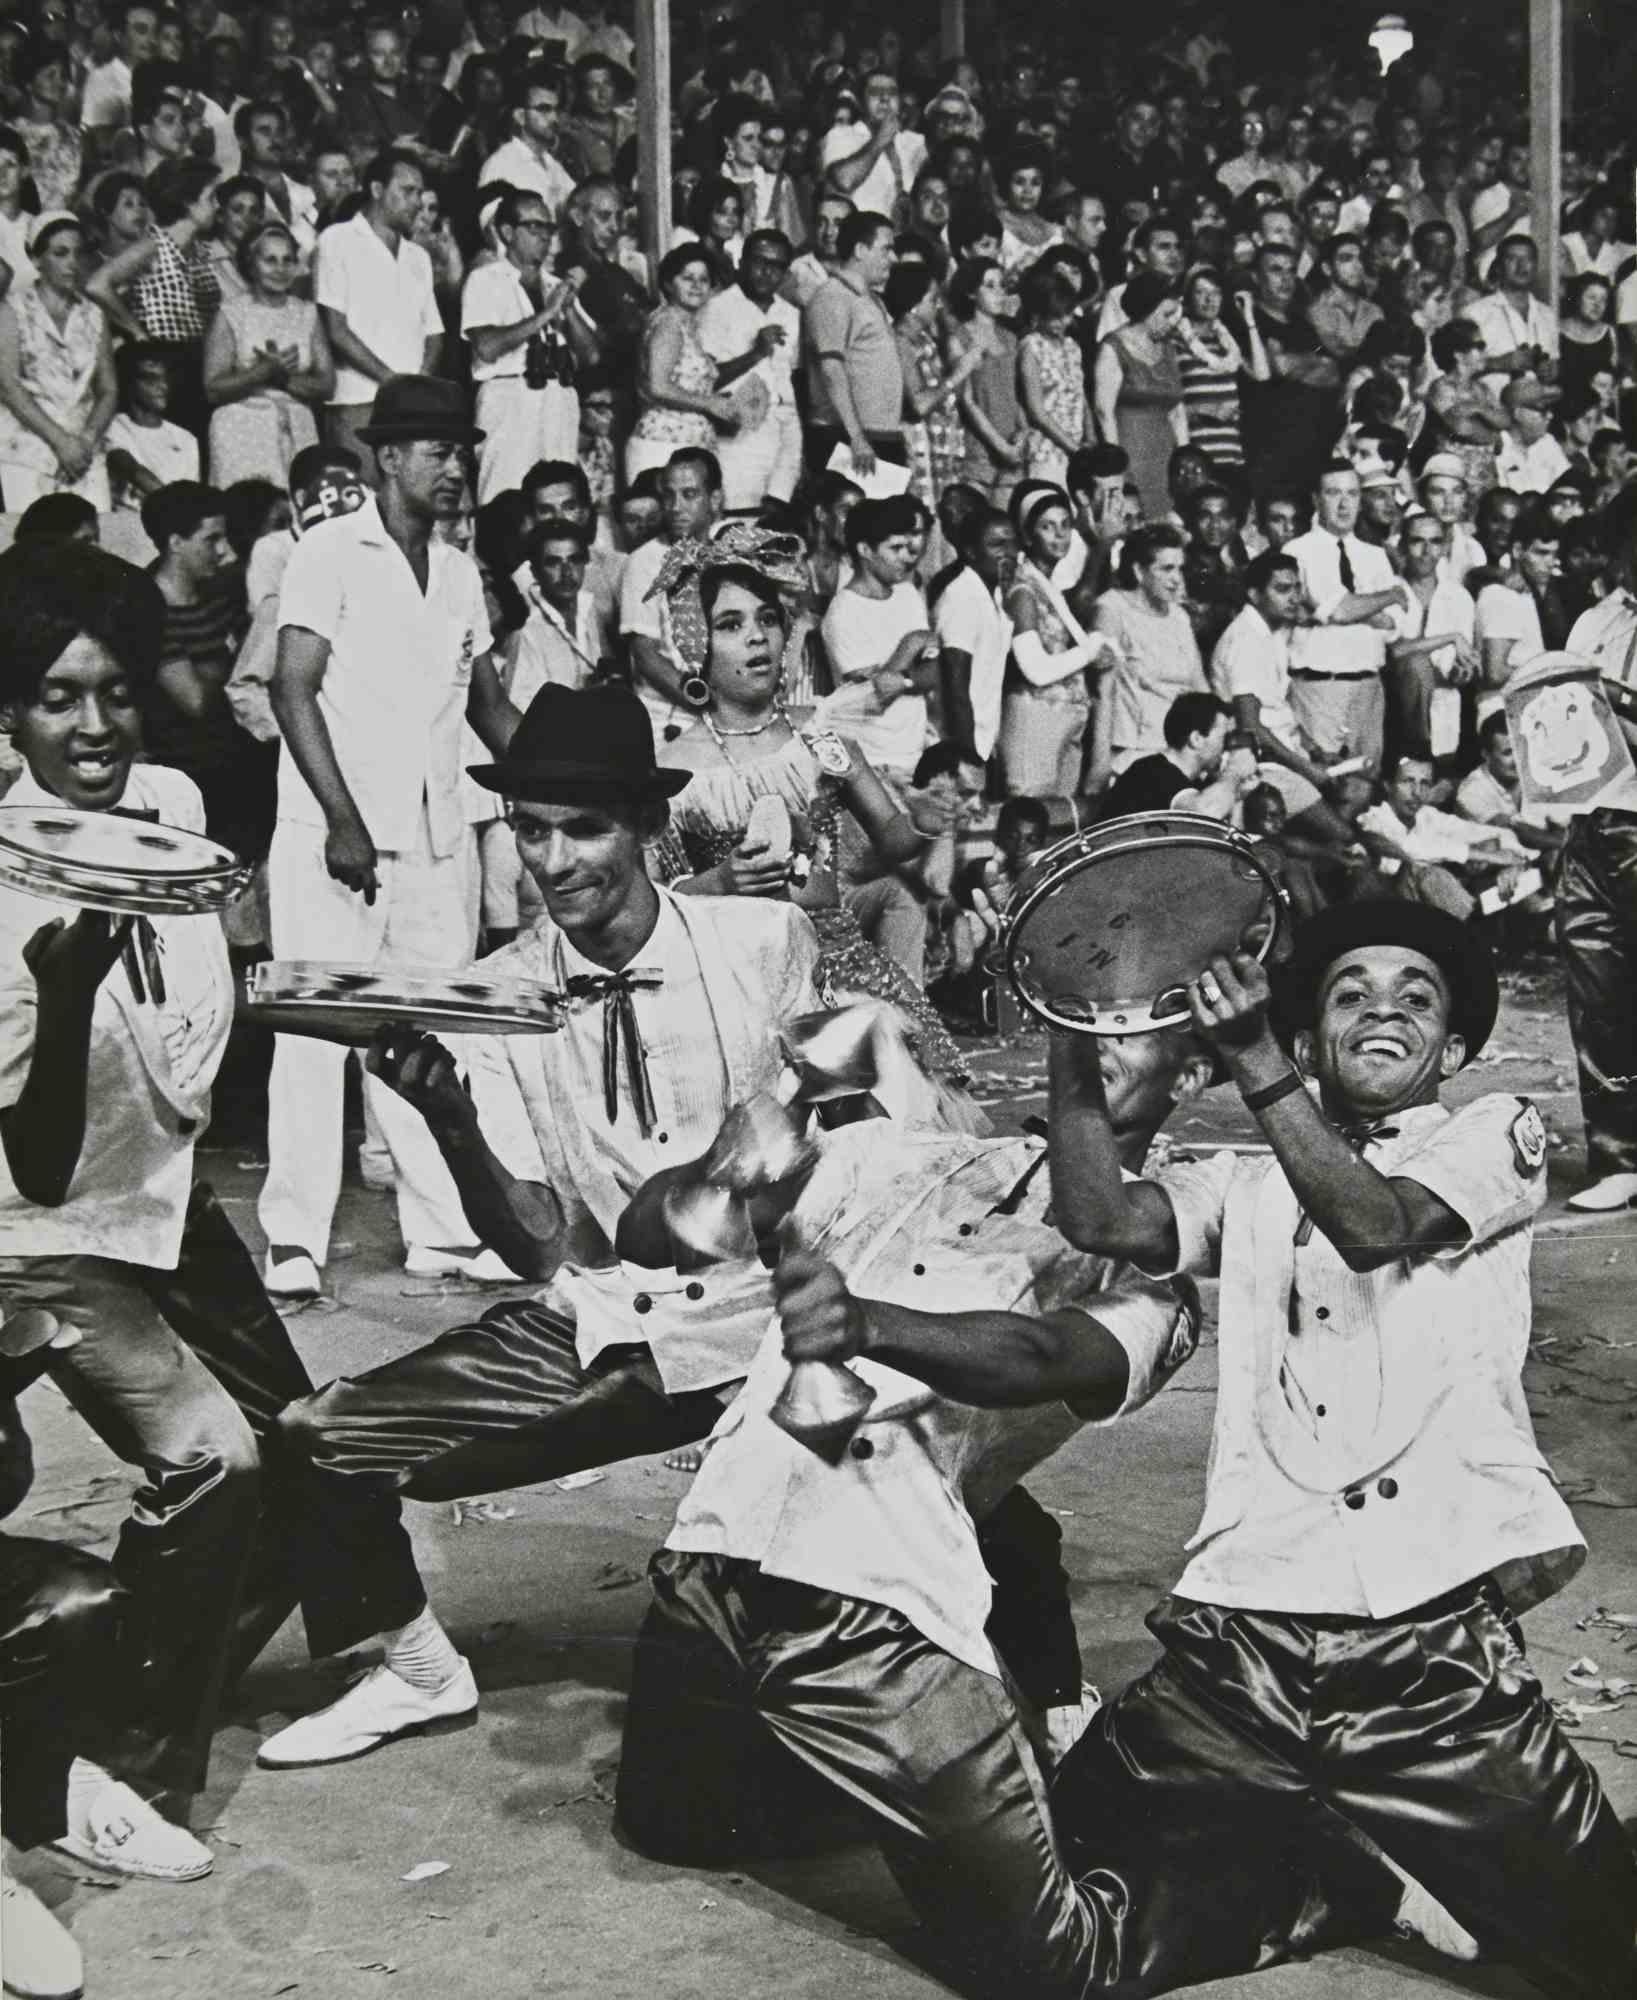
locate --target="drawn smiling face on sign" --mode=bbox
[1519,682,1609,792]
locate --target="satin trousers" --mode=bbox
[1555,808,1637,1180]
[1051,1587,1637,2000]
[0,1185,318,1798]
[615,1552,1380,2000]
[272,1301,1085,1700]
[0,1535,126,1847]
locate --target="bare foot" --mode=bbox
[664,1442,711,1474]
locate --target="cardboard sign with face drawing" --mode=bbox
[1504,651,1637,817]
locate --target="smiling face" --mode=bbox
[510,797,653,939]
[666,255,713,311]
[250,228,297,296]
[1191,493,1235,550]
[1299,944,1462,1117]
[705,578,786,706]
[6,632,143,810]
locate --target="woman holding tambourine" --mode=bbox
[0,539,331,1882]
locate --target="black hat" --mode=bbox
[467,685,693,806]
[357,374,485,447]
[1271,902,1498,1065]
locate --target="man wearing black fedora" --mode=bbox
[254,682,834,1767]
[260,374,522,1306]
[1040,901,1635,1998]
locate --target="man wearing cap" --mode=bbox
[253,683,829,1768]
[1495,376,1570,495]
[1557,489,1637,1213]
[259,375,520,1303]
[1044,902,1636,2000]
[1285,461,1408,768]
[1416,451,1485,582]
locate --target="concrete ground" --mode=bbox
[7,963,1636,2000]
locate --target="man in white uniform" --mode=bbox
[1043,901,1636,2000]
[258,376,519,1300]
[820,71,925,223]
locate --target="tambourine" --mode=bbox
[1004,812,1287,1035]
[0,804,254,916]
[730,372,771,433]
[243,961,569,1044]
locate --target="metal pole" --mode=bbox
[1528,0,1562,312]
[941,0,965,62]
[635,0,672,267]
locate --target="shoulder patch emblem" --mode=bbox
[1510,1101,1547,1177]
[805,729,853,778]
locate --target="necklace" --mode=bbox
[704,701,789,745]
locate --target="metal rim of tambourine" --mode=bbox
[242,961,570,1040]
[0,804,254,915]
[1002,811,1289,1036]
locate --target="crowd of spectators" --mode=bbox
[0,0,1633,1036]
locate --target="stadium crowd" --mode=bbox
[0,1,1636,1993]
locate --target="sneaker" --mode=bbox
[52,1781,213,1883]
[402,1246,521,1284]
[263,1247,322,1299]
[257,1660,478,1769]
[1,1872,83,1999]
[1565,1172,1637,1213]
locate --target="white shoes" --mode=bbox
[1,1873,83,2000]
[257,1660,478,1768]
[51,1780,213,1883]
[402,1246,521,1284]
[1566,1172,1637,1213]
[263,1249,322,1299]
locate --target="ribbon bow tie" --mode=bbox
[107,805,165,1004]
[564,968,664,1134]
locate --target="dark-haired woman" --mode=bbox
[625,242,739,483]
[0,540,328,1881]
[0,211,115,512]
[888,260,980,527]
[652,529,976,1103]
[1018,262,1088,486]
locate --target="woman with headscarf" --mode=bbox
[651,524,975,1098]
[1001,483,1119,797]
[0,211,115,512]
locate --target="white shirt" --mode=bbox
[1467,289,1559,397]
[509,584,602,698]
[818,124,926,222]
[514,4,588,55]
[698,284,800,410]
[1617,271,1637,330]
[783,253,833,312]
[453,890,821,1287]
[275,497,492,855]
[1156,1096,1577,1618]
[669,1124,1200,1677]
[819,580,930,776]
[1561,231,1635,281]
[1475,579,1545,677]
[934,566,1012,761]
[1210,602,1301,752]
[477,136,578,218]
[1286,526,1397,677]
[1358,798,1524,865]
[460,257,543,382]
[313,215,442,407]
[1388,571,1476,680]
[619,533,697,746]
[1495,427,1571,495]
[0,210,32,297]
[79,56,130,129]
[105,414,199,508]
[1567,588,1637,686]
[0,766,232,1269]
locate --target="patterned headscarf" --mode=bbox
[645,523,811,671]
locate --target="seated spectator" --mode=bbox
[104,340,199,509]
[818,493,936,782]
[1354,750,1530,921]
[1090,521,1207,788]
[12,492,99,543]
[1385,510,1478,761]
[1240,781,1324,919]
[1180,480,1248,656]
[1456,709,1567,867]
[1494,375,1570,494]
[1475,503,1568,714]
[1096,689,1253,820]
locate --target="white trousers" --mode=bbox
[716,404,804,513]
[258,813,480,1262]
[473,377,580,505]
